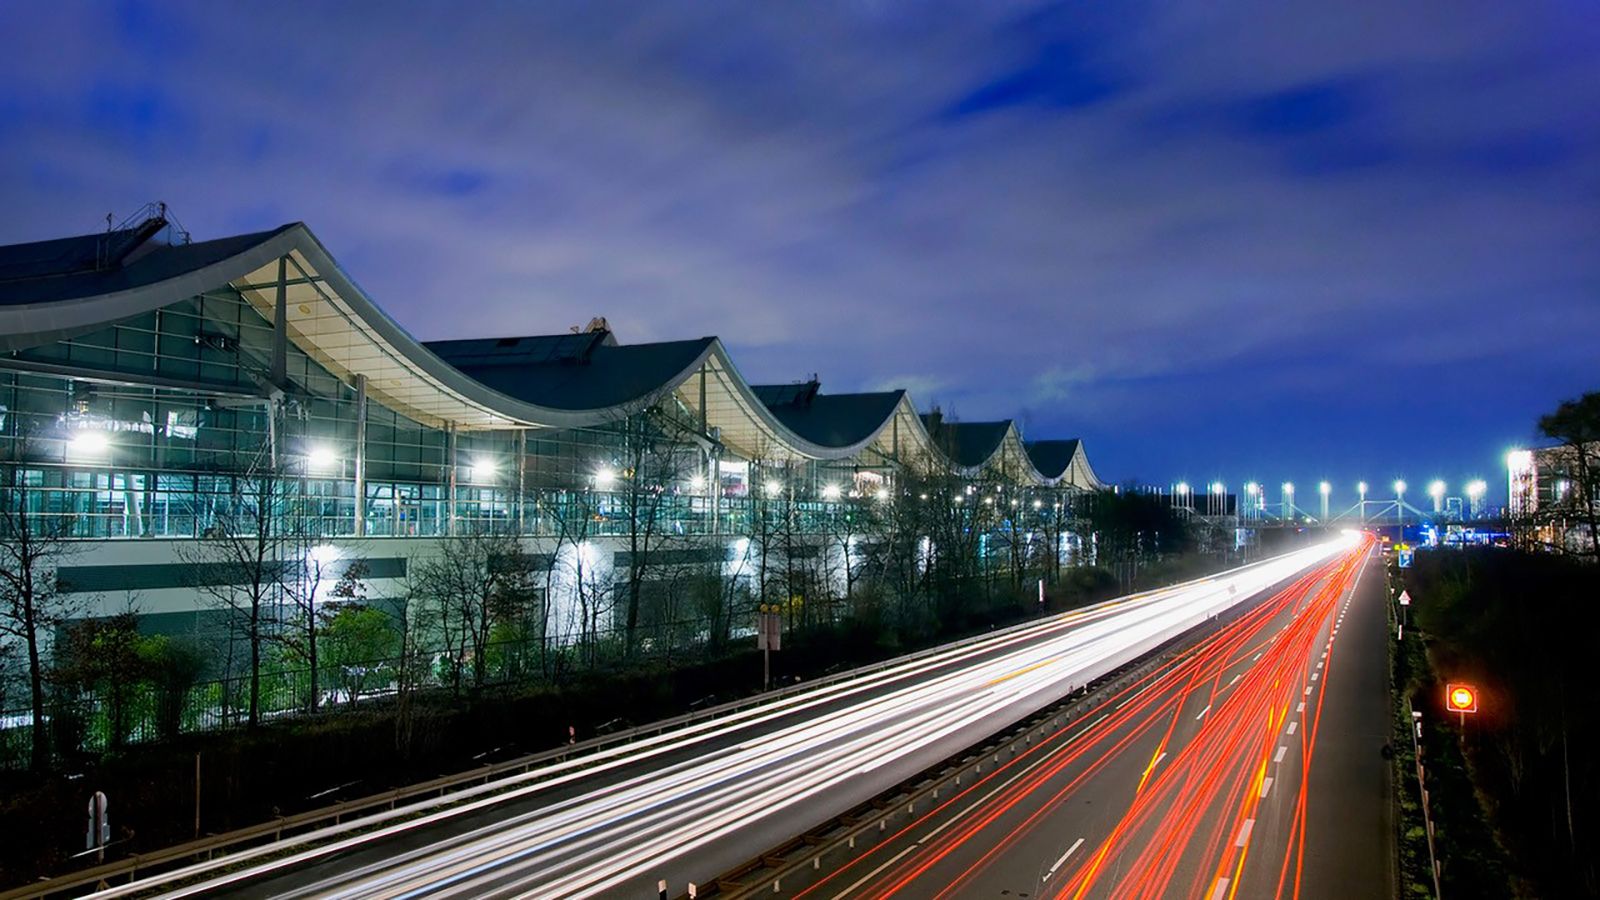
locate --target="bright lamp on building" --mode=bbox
[1358,481,1368,495]
[689,474,706,492]
[821,483,841,500]
[763,480,783,498]
[875,487,890,502]
[1466,480,1487,500]
[68,429,110,456]
[470,457,498,482]
[593,467,616,489]
[306,444,339,472]
[1428,480,1446,499]
[1319,481,1331,496]
[1394,479,1407,495]
[1282,482,1294,494]
[1175,481,1190,495]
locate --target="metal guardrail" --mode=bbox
[1,554,1294,899]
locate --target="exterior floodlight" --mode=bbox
[68,429,110,455]
[821,483,841,500]
[1466,480,1486,500]
[1428,480,1446,499]
[1394,480,1407,495]
[1357,481,1368,495]
[1210,481,1224,494]
[1505,449,1533,471]
[594,467,617,489]
[1446,683,1478,714]
[1319,481,1331,496]
[1245,482,1259,495]
[1032,499,1043,509]
[875,488,890,502]
[688,473,706,492]
[763,479,783,498]
[1282,482,1294,494]
[1175,482,1190,495]
[306,444,339,472]
[470,457,498,482]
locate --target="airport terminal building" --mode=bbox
[0,209,1103,648]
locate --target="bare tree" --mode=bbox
[178,469,285,728]
[615,411,702,658]
[0,448,88,771]
[414,527,539,695]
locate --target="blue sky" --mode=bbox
[1,1,1596,503]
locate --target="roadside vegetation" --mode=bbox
[1399,548,1594,897]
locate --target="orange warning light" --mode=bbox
[1446,683,1477,714]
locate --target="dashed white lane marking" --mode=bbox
[1275,746,1289,763]
[1260,776,1274,799]
[1287,721,1298,735]
[1229,674,1241,687]
[1305,686,1314,696]
[1296,702,1305,713]
[1044,837,1086,880]
[1209,878,1232,900]
[1311,673,1319,682]
[1196,705,1211,721]
[1236,818,1255,847]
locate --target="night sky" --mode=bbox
[1,2,1596,503]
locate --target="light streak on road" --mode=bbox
[805,535,1373,900]
[90,539,1356,900]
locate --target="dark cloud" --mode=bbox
[0,0,1595,499]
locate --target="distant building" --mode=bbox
[1507,444,1600,555]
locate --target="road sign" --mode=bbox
[1397,547,1414,568]
[756,608,781,651]
[1446,683,1478,714]
[1398,590,1411,606]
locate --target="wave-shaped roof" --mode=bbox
[0,218,1104,485]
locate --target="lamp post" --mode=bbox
[1466,479,1487,519]
[1394,480,1407,526]
[1357,481,1368,525]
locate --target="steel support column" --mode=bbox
[354,373,367,537]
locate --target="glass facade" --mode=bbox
[0,287,1085,544]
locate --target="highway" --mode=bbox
[86,539,1358,900]
[769,536,1386,900]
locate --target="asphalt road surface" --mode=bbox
[770,538,1391,900]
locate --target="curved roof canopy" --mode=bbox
[0,217,1107,484]
[1025,439,1104,489]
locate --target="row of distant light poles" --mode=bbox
[1182,478,1491,523]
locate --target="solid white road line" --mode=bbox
[1044,837,1087,880]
